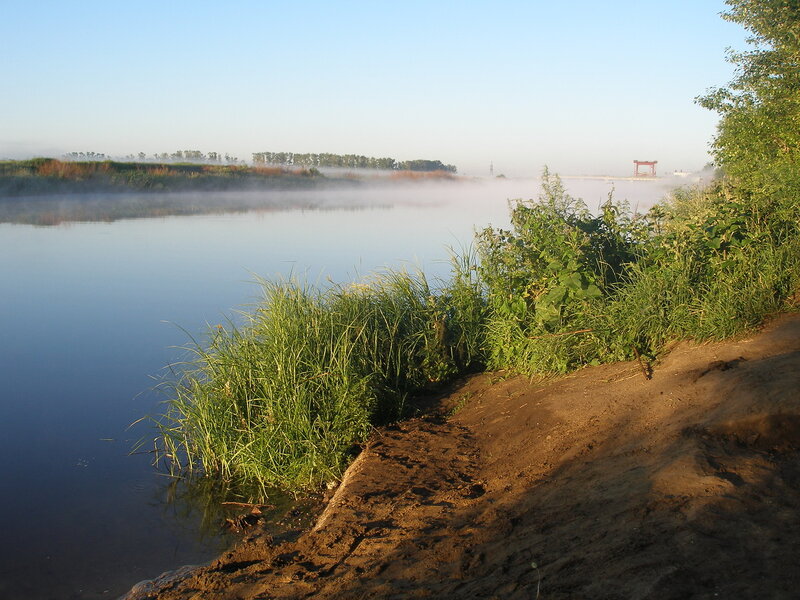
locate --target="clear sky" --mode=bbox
[0,1,748,177]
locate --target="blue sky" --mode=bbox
[1,1,747,176]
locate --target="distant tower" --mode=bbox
[489,161,494,177]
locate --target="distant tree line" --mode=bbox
[143,150,242,164]
[252,151,457,173]
[61,149,456,172]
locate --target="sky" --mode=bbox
[0,1,749,177]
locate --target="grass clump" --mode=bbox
[157,265,484,494]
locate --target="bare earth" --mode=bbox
[129,313,800,599]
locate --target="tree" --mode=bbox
[697,0,800,194]
[398,159,457,173]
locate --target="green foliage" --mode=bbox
[154,1,800,499]
[475,168,646,372]
[396,159,458,173]
[157,266,484,494]
[606,179,800,354]
[157,165,800,497]
[697,0,800,195]
[659,0,800,350]
[475,162,799,375]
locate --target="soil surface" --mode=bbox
[124,313,800,599]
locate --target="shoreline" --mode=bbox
[123,312,800,599]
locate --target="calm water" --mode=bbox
[0,178,672,598]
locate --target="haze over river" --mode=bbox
[0,177,676,598]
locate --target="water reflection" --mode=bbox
[0,175,681,226]
[155,475,321,545]
[0,187,392,226]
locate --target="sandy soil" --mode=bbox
[125,313,800,599]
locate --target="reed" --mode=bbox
[157,264,484,493]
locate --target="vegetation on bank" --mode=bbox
[0,157,461,201]
[0,159,459,225]
[157,267,485,493]
[155,0,800,497]
[476,170,799,375]
[63,150,245,164]
[0,158,323,197]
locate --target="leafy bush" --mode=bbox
[475,164,800,376]
[475,168,647,373]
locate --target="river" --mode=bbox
[0,176,676,598]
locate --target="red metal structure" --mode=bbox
[633,160,657,177]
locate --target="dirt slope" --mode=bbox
[129,313,800,599]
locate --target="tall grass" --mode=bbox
[157,264,484,494]
[604,185,800,353]
[156,170,799,496]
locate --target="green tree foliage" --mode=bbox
[697,0,800,195]
[396,159,457,173]
[63,151,106,161]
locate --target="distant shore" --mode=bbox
[0,158,462,199]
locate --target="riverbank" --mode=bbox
[124,311,800,599]
[0,159,462,198]
[0,159,466,225]
[0,159,327,197]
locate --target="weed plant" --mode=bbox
[475,168,648,373]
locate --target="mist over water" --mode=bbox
[0,176,676,598]
[0,174,684,227]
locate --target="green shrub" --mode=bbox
[475,168,646,373]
